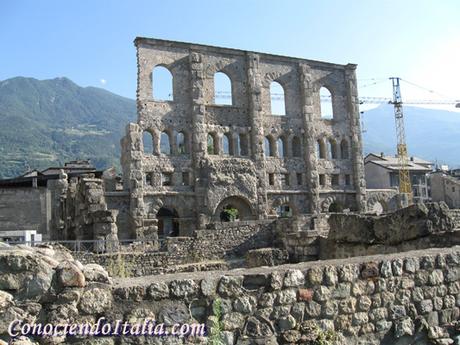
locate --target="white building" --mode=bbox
[364,153,433,203]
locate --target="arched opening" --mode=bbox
[276,204,293,218]
[328,201,343,213]
[215,196,254,221]
[160,131,171,155]
[320,87,333,119]
[264,136,275,157]
[340,139,349,159]
[222,133,232,155]
[214,72,232,105]
[277,137,287,158]
[292,136,301,157]
[239,133,248,156]
[207,133,218,155]
[317,139,326,159]
[152,66,173,101]
[157,207,179,237]
[329,139,338,159]
[176,131,187,154]
[142,131,154,154]
[270,81,286,115]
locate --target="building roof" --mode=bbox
[0,161,103,188]
[364,153,433,172]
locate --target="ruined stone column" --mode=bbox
[189,51,208,219]
[299,63,320,213]
[122,123,147,239]
[345,64,367,212]
[247,53,268,219]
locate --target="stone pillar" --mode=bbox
[247,53,268,219]
[299,63,320,213]
[122,123,146,239]
[345,64,367,212]
[189,52,208,219]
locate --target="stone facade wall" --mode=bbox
[120,37,367,241]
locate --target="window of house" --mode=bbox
[390,173,399,187]
[161,172,172,186]
[268,173,275,186]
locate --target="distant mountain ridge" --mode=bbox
[0,77,458,179]
[0,77,136,178]
[362,104,460,168]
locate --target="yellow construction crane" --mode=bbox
[389,77,412,202]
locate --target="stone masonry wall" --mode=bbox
[111,246,460,344]
[1,244,460,344]
[75,220,276,276]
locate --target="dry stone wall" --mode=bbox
[1,243,459,344]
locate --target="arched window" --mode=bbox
[214,72,232,105]
[222,133,232,155]
[317,139,326,159]
[277,137,287,158]
[329,139,338,159]
[160,131,171,155]
[142,131,154,154]
[264,136,275,157]
[207,133,218,155]
[270,81,286,115]
[320,87,333,119]
[152,66,173,101]
[234,135,240,156]
[340,139,349,159]
[176,132,186,154]
[292,136,301,157]
[239,133,248,156]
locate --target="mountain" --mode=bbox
[362,105,460,168]
[0,77,458,179]
[0,77,136,178]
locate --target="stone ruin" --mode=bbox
[119,37,367,241]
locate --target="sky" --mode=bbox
[1,0,459,112]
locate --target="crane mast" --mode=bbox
[389,77,412,201]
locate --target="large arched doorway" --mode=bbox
[214,196,254,222]
[157,207,179,237]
